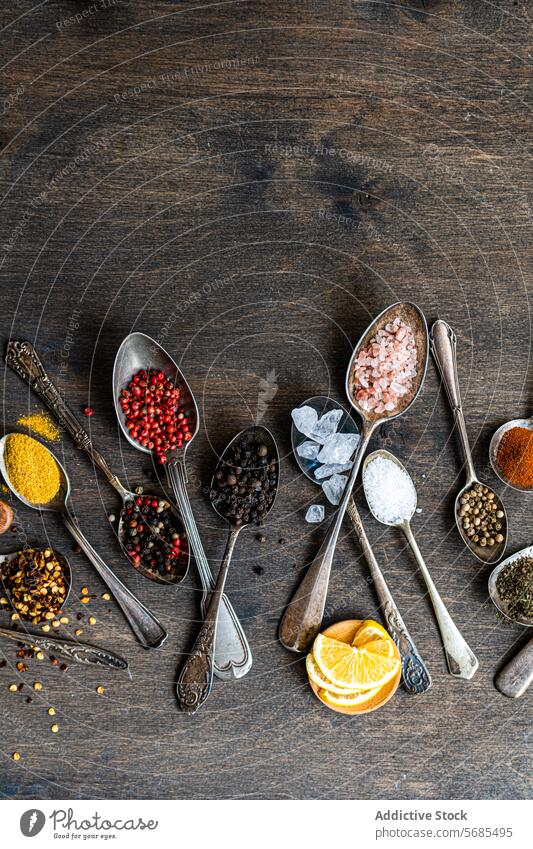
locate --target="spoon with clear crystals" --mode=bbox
[363,449,478,679]
[292,395,431,695]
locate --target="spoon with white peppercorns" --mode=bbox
[430,320,507,564]
[177,425,280,714]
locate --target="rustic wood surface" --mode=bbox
[0,0,532,800]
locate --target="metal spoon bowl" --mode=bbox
[488,546,533,628]
[454,481,507,566]
[292,396,432,695]
[0,547,72,622]
[362,449,479,680]
[0,433,167,649]
[279,301,429,653]
[489,417,533,493]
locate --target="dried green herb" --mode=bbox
[496,556,533,621]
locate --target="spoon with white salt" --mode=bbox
[292,396,431,695]
[363,449,479,680]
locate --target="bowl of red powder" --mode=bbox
[490,419,533,492]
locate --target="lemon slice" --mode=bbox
[352,619,392,647]
[313,633,400,690]
[319,685,382,708]
[306,653,365,695]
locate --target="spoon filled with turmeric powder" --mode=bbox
[0,432,167,649]
[490,418,533,493]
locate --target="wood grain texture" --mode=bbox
[0,0,531,800]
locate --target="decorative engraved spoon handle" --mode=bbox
[346,499,431,694]
[167,456,252,680]
[0,627,128,670]
[62,505,167,649]
[402,522,478,679]
[177,525,241,714]
[5,341,126,495]
[495,637,533,698]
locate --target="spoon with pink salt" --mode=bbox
[279,301,429,653]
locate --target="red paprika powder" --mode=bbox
[496,426,533,488]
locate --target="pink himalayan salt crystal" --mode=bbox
[352,316,417,415]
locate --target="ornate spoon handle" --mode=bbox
[177,525,241,714]
[0,626,128,670]
[5,341,125,494]
[346,499,431,695]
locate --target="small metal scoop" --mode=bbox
[489,417,533,493]
[488,549,533,698]
[430,320,507,565]
[0,434,167,649]
[363,449,478,680]
[279,301,429,653]
[177,425,280,714]
[291,395,431,695]
[113,331,252,680]
[0,547,72,621]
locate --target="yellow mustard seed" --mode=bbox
[4,433,60,505]
[17,412,60,442]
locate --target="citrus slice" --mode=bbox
[352,619,391,647]
[306,653,365,695]
[319,685,382,708]
[313,633,400,690]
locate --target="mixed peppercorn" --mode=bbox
[1,548,68,624]
[211,433,278,526]
[119,368,191,464]
[121,495,188,579]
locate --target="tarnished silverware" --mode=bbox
[0,626,128,670]
[5,341,189,586]
[291,395,431,695]
[0,434,167,649]
[279,302,429,653]
[429,320,507,564]
[177,425,279,714]
[363,449,478,680]
[490,415,533,493]
[112,331,252,680]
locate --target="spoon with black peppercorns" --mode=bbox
[177,425,280,714]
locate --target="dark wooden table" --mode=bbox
[0,0,531,800]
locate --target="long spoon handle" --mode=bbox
[346,499,431,694]
[429,321,476,484]
[0,627,128,670]
[166,457,252,680]
[5,341,127,497]
[495,637,533,698]
[402,522,478,679]
[177,526,241,714]
[62,507,167,649]
[279,425,373,653]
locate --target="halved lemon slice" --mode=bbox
[313,633,400,690]
[352,619,392,647]
[306,653,365,695]
[319,685,382,708]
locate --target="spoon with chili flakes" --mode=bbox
[5,340,189,587]
[0,547,72,624]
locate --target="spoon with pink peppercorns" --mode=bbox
[279,302,429,653]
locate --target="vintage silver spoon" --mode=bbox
[5,341,189,586]
[0,625,128,670]
[279,301,429,653]
[489,417,533,493]
[113,331,251,680]
[429,320,507,564]
[0,547,72,619]
[0,434,167,649]
[363,449,478,679]
[291,395,431,695]
[177,425,280,714]
[488,549,533,697]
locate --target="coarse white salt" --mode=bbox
[363,455,417,524]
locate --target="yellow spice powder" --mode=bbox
[17,411,60,442]
[5,433,61,505]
